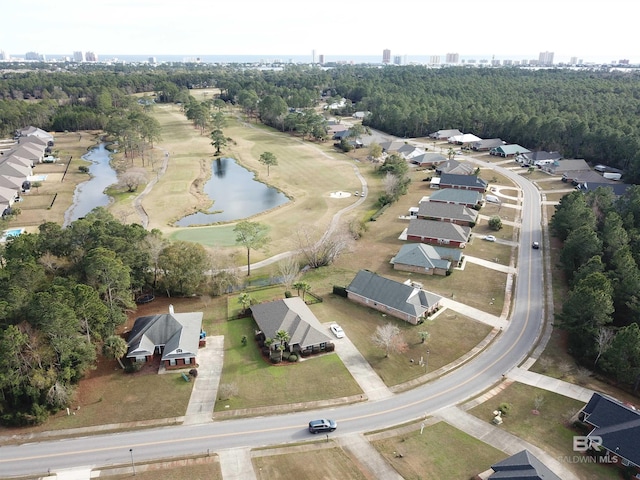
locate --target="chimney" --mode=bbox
[169,304,174,314]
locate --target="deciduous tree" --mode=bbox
[371,323,408,358]
[234,221,270,276]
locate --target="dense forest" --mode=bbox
[3,64,640,179]
[0,209,234,425]
[551,187,640,389]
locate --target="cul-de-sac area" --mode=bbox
[1,66,639,480]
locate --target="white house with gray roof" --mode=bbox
[126,309,203,370]
[250,297,333,355]
[346,270,442,324]
[391,243,463,276]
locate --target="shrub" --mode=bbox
[488,216,503,231]
[498,402,512,416]
[78,165,90,173]
[189,369,198,378]
[284,290,292,298]
[124,362,143,373]
[288,354,298,362]
[325,343,335,352]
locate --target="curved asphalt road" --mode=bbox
[0,160,544,477]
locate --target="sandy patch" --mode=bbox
[330,191,352,198]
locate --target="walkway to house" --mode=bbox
[328,325,394,401]
[183,335,225,425]
[462,255,516,275]
[439,297,508,329]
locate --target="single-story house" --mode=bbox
[0,161,31,180]
[471,138,505,151]
[490,144,531,157]
[346,269,442,324]
[126,308,204,369]
[390,243,463,275]
[396,144,425,160]
[411,152,447,167]
[435,159,473,176]
[427,188,483,208]
[352,111,370,119]
[439,173,488,192]
[516,150,562,165]
[380,140,406,153]
[333,129,351,140]
[579,392,640,470]
[543,159,590,175]
[250,297,333,355]
[448,133,482,145]
[564,170,614,185]
[488,450,562,480]
[16,126,54,146]
[416,201,478,226]
[576,182,632,196]
[406,218,471,248]
[429,129,462,140]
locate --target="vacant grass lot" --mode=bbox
[371,421,506,479]
[253,445,369,480]
[468,382,620,480]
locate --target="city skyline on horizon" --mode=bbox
[0,0,636,64]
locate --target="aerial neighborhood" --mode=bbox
[1,63,639,480]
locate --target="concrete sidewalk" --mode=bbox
[439,298,508,329]
[329,327,393,401]
[436,406,581,480]
[183,335,224,425]
[506,367,595,403]
[463,255,516,275]
[337,433,404,480]
[219,448,256,480]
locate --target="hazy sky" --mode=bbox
[1,0,636,62]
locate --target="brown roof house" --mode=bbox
[390,243,463,276]
[250,297,333,355]
[406,218,471,248]
[126,307,203,370]
[346,270,442,325]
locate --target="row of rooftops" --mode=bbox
[0,126,55,212]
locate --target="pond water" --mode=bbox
[175,157,289,226]
[63,143,118,227]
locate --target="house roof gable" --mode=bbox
[391,243,451,270]
[428,188,482,204]
[407,218,471,243]
[126,312,203,360]
[439,173,488,189]
[489,449,561,480]
[417,201,478,223]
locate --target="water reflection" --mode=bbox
[175,157,289,226]
[63,144,118,227]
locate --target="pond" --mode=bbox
[175,157,289,226]
[63,143,118,227]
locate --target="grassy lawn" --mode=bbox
[213,317,362,411]
[465,234,514,266]
[310,295,493,387]
[371,421,506,480]
[253,445,369,480]
[468,382,620,480]
[108,457,222,480]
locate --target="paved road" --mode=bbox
[0,155,546,477]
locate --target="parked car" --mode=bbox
[308,418,337,434]
[484,235,496,242]
[532,241,540,249]
[330,323,345,338]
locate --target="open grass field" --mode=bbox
[468,382,620,480]
[107,457,222,480]
[371,421,506,479]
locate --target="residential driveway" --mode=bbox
[463,255,516,275]
[183,335,224,425]
[439,298,508,328]
[327,325,393,401]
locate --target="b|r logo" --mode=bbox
[573,435,603,452]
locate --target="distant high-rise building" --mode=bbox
[85,51,98,62]
[429,55,441,65]
[503,59,512,66]
[25,51,44,61]
[393,55,402,65]
[570,56,578,65]
[538,51,554,65]
[0,50,6,61]
[73,51,85,62]
[445,53,459,64]
[382,49,391,64]
[312,49,316,64]
[148,57,157,64]
[318,54,324,65]
[618,59,630,65]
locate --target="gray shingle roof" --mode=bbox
[391,243,453,270]
[346,270,442,318]
[428,189,483,205]
[440,173,488,189]
[407,218,471,243]
[489,450,561,480]
[417,201,478,224]
[412,152,447,165]
[126,312,203,361]
[250,297,332,350]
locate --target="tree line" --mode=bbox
[550,187,640,389]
